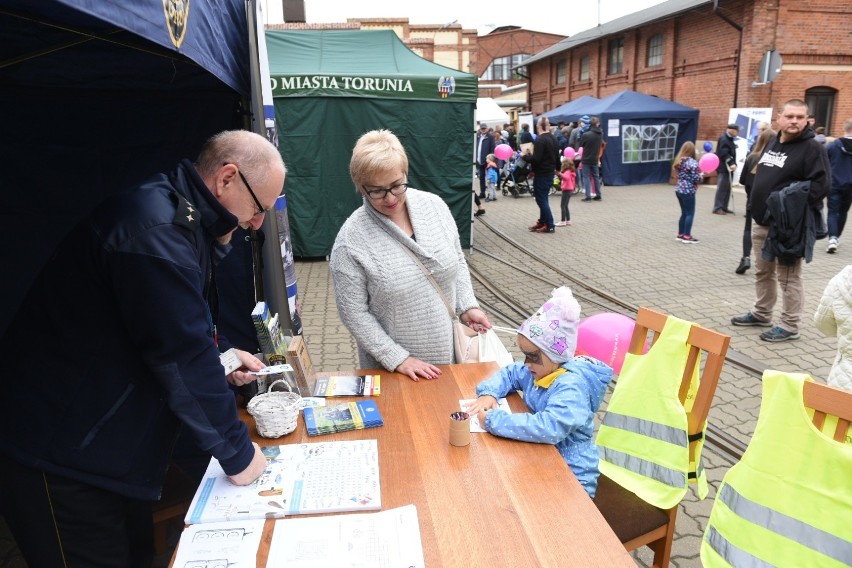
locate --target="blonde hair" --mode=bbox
[671,141,696,175]
[349,129,409,189]
[748,128,776,173]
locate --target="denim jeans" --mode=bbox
[581,163,602,199]
[676,191,695,236]
[533,174,554,228]
[827,185,852,238]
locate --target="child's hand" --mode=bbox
[464,395,496,415]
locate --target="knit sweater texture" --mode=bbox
[330,188,479,371]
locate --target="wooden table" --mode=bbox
[226,362,634,567]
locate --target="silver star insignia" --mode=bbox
[186,213,194,222]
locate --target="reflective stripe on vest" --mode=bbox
[705,526,775,568]
[701,372,852,568]
[599,447,685,488]
[602,411,688,447]
[708,484,852,565]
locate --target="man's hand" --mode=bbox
[226,350,265,386]
[227,443,267,485]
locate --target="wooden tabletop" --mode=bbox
[231,362,633,567]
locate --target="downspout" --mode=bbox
[713,0,743,107]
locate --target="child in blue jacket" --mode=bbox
[464,287,613,498]
[485,153,499,201]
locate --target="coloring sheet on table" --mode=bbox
[172,518,265,567]
[459,398,512,432]
[185,439,380,524]
[267,504,425,568]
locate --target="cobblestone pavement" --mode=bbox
[2,182,845,567]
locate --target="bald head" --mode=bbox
[195,130,287,233]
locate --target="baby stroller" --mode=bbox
[500,151,533,197]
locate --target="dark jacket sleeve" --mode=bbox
[805,141,831,206]
[111,225,255,476]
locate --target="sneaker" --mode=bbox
[593,196,602,201]
[759,326,800,342]
[731,312,772,327]
[474,209,485,216]
[555,221,568,227]
[535,226,555,233]
[565,220,572,226]
[712,210,726,215]
[735,257,751,274]
[677,234,685,240]
[827,237,838,253]
[680,235,700,243]
[581,198,592,202]
[528,221,545,231]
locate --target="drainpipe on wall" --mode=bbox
[713,0,743,107]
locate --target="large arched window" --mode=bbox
[805,86,837,133]
[646,34,663,67]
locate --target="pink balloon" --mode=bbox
[577,147,584,157]
[576,313,636,374]
[494,144,513,161]
[563,147,576,160]
[698,152,720,173]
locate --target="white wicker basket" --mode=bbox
[246,379,301,438]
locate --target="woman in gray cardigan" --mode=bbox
[330,130,491,381]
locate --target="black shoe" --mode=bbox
[593,196,602,201]
[474,209,485,216]
[724,209,735,214]
[581,198,592,202]
[735,257,750,274]
[535,225,555,233]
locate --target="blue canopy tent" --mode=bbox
[0,1,256,336]
[545,90,699,186]
[543,95,599,124]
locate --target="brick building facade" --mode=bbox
[523,0,852,139]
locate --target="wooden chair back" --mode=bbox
[594,307,730,568]
[804,380,852,442]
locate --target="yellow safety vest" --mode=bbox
[596,316,708,509]
[701,372,852,567]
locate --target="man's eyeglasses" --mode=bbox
[236,169,266,216]
[362,182,408,201]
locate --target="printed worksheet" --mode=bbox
[172,519,265,568]
[459,398,512,432]
[267,505,425,568]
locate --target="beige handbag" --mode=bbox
[400,246,479,363]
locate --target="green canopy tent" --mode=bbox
[265,29,478,257]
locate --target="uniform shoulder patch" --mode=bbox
[173,194,200,230]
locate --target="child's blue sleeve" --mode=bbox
[483,375,591,445]
[475,360,526,399]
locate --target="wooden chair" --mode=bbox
[804,380,852,443]
[593,307,731,568]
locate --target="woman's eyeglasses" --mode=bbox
[362,183,408,201]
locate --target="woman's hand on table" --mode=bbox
[396,357,442,382]
[226,349,265,386]
[227,443,267,486]
[460,308,492,333]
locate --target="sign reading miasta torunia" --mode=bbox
[270,74,460,100]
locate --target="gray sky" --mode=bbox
[261,0,668,37]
